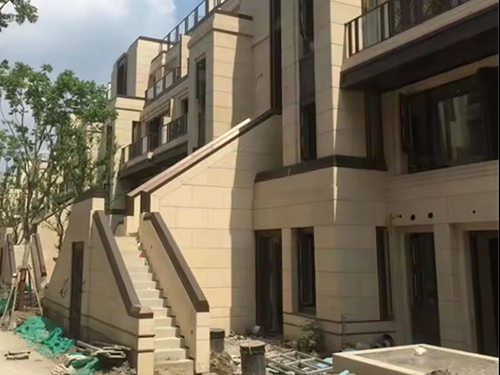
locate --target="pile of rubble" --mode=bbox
[210,332,295,374]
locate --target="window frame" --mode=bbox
[296,227,317,314]
[116,55,127,96]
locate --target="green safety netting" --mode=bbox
[15,316,75,357]
[15,316,101,375]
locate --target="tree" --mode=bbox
[0,0,38,32]
[0,61,117,246]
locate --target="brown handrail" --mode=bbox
[33,233,47,278]
[93,211,153,319]
[144,212,209,312]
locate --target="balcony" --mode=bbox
[340,0,498,91]
[345,0,471,58]
[122,134,159,165]
[160,114,188,145]
[146,68,181,104]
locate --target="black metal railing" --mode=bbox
[122,133,160,163]
[345,0,471,57]
[161,0,226,50]
[161,114,188,145]
[146,67,181,102]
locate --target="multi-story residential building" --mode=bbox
[45,0,498,374]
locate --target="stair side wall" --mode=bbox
[149,114,282,333]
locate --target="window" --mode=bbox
[270,0,282,110]
[180,97,189,115]
[296,228,316,314]
[132,121,141,143]
[116,56,127,96]
[196,59,207,148]
[300,103,317,162]
[299,0,314,58]
[365,92,385,167]
[401,68,498,173]
[376,227,393,320]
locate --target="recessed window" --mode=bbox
[299,0,314,58]
[300,103,317,162]
[365,92,385,167]
[270,0,282,110]
[116,56,127,96]
[296,227,316,314]
[401,68,498,173]
[196,58,207,148]
[376,227,393,320]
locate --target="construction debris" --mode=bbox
[267,351,334,375]
[5,349,30,360]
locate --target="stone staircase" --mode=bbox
[115,236,194,375]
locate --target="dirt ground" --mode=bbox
[0,330,53,375]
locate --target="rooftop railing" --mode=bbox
[345,0,471,57]
[146,68,181,103]
[162,0,227,50]
[160,114,188,145]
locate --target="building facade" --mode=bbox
[52,0,498,373]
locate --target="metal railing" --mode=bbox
[160,114,188,145]
[161,0,227,50]
[122,133,160,164]
[146,67,181,102]
[345,0,471,57]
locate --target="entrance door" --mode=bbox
[470,231,499,357]
[407,233,441,345]
[255,231,283,335]
[69,242,84,339]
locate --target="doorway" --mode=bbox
[69,242,84,339]
[470,231,498,357]
[406,233,441,345]
[255,230,283,335]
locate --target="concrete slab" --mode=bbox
[0,330,53,375]
[333,344,499,375]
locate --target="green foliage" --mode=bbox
[0,61,117,243]
[296,319,318,353]
[0,0,38,32]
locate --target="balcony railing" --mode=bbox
[146,68,181,103]
[160,114,188,145]
[345,0,471,57]
[161,0,227,50]
[122,134,160,164]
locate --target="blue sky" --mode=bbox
[0,0,201,84]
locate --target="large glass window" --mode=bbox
[116,56,127,96]
[401,68,498,173]
[196,58,207,148]
[296,228,316,314]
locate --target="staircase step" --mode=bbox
[154,348,186,362]
[133,280,156,289]
[136,289,161,299]
[127,265,149,274]
[130,273,153,282]
[155,326,179,338]
[140,298,165,308]
[151,307,171,317]
[155,316,175,327]
[154,359,194,375]
[155,337,182,350]
[125,258,148,267]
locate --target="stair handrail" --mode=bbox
[93,211,153,319]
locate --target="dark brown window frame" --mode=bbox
[376,227,393,320]
[270,0,282,110]
[116,55,128,96]
[296,227,316,315]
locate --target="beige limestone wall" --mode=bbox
[281,0,367,165]
[132,39,163,98]
[253,166,389,349]
[139,216,210,374]
[43,197,155,375]
[150,115,282,333]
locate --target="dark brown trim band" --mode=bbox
[93,211,153,319]
[214,10,253,21]
[283,312,392,325]
[255,155,387,183]
[144,212,209,312]
[74,189,106,204]
[33,233,47,278]
[115,94,145,101]
[115,107,143,113]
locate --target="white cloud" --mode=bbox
[144,0,176,15]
